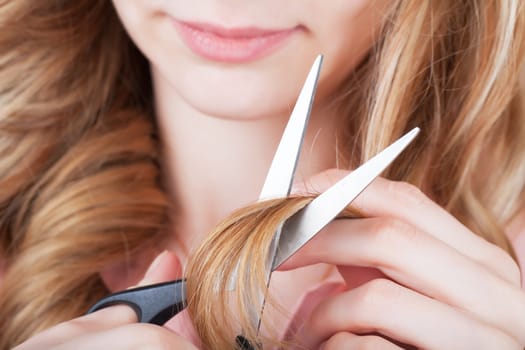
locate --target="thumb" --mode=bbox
[18,252,187,349]
[138,250,183,286]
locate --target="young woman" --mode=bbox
[1,0,525,349]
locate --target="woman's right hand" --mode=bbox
[13,251,198,350]
[283,170,525,349]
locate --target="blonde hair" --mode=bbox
[187,198,360,349]
[0,0,524,349]
[0,1,168,347]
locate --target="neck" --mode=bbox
[153,68,339,260]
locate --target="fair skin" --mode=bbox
[14,0,525,349]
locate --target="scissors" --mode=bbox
[87,55,419,345]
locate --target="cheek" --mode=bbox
[307,0,390,98]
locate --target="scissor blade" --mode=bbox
[228,55,323,292]
[272,127,420,269]
[251,56,324,335]
[258,54,323,200]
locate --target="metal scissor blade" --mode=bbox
[258,54,323,200]
[250,55,323,335]
[228,55,323,292]
[272,127,420,269]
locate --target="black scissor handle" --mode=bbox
[87,278,187,325]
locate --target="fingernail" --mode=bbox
[144,250,168,279]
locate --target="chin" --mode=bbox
[186,97,286,121]
[156,53,315,121]
[180,81,295,121]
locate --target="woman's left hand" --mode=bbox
[281,169,525,349]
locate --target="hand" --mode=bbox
[282,169,525,349]
[14,251,198,350]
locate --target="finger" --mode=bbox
[53,323,197,350]
[320,332,403,350]
[136,250,183,286]
[294,169,520,286]
[18,251,182,348]
[302,279,519,350]
[14,305,141,350]
[281,217,525,343]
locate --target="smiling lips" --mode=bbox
[171,19,299,63]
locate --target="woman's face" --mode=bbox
[111,0,390,120]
